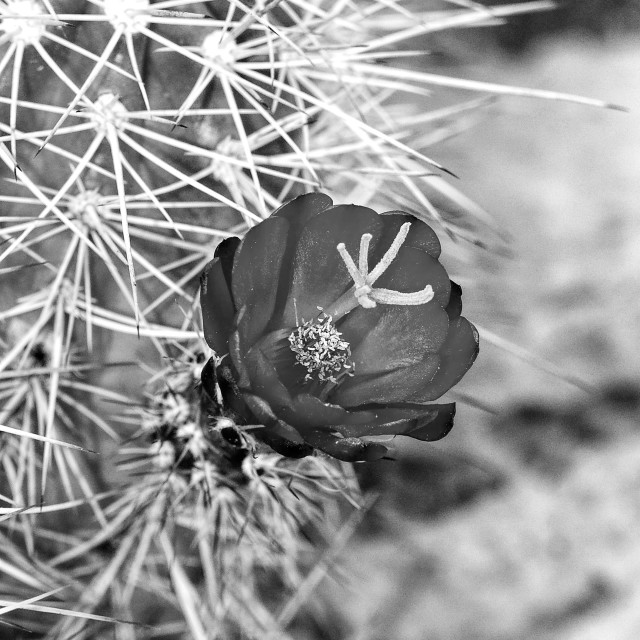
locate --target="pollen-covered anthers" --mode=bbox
[336,222,434,310]
[288,311,354,383]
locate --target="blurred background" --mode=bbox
[329,4,640,640]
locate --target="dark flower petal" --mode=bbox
[409,317,479,402]
[242,345,377,428]
[401,402,456,441]
[241,391,280,426]
[284,393,374,429]
[304,430,389,462]
[214,236,241,289]
[262,193,334,332]
[338,302,449,374]
[259,425,315,458]
[241,393,313,458]
[374,245,451,307]
[252,327,305,391]
[272,192,334,242]
[445,280,463,320]
[200,257,235,356]
[215,355,255,423]
[228,328,251,388]
[239,342,421,430]
[330,354,440,406]
[241,345,294,415]
[200,357,218,404]
[336,402,456,441]
[279,204,386,327]
[379,211,442,258]
[232,217,290,350]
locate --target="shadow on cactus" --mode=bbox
[200,193,479,462]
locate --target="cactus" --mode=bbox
[0,1,619,638]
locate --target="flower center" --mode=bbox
[288,311,353,383]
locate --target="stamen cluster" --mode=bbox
[288,312,353,383]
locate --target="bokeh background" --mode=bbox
[326,5,640,640]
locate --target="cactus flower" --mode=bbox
[200,193,478,461]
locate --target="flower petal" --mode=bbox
[212,358,253,423]
[228,326,252,389]
[336,402,456,441]
[272,192,334,241]
[241,345,294,415]
[409,317,479,402]
[379,211,442,258]
[398,403,456,441]
[445,280,463,320]
[232,216,290,350]
[304,430,389,462]
[241,395,313,458]
[284,393,374,429]
[240,339,379,428]
[373,245,451,307]
[280,204,386,327]
[337,302,449,374]
[214,236,241,288]
[200,357,218,404]
[252,327,307,391]
[239,344,389,430]
[329,354,440,406]
[261,193,334,329]
[200,257,235,356]
[259,423,314,458]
